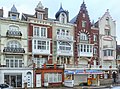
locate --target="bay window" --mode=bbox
[59,41,71,51]
[33,40,50,50]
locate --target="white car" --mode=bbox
[0,84,14,89]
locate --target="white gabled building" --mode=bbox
[99,9,117,81]
[0,5,33,88]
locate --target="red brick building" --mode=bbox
[21,1,64,87]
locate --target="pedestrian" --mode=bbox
[112,72,116,83]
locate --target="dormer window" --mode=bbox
[106,17,109,25]
[37,12,43,20]
[60,13,67,24]
[11,14,17,20]
[61,13,65,23]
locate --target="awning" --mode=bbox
[64,69,103,74]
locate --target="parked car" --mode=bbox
[0,84,14,89]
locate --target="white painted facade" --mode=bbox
[0,16,33,88]
[52,21,75,64]
[99,10,117,69]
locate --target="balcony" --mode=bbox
[3,47,25,53]
[57,50,73,56]
[56,35,73,41]
[103,56,114,61]
[103,45,114,49]
[91,65,117,69]
[6,30,22,38]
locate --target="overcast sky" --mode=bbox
[0,0,120,44]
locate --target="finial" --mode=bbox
[83,0,85,3]
[60,3,62,9]
[107,9,109,12]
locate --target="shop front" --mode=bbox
[0,68,33,88]
[64,69,103,87]
[34,64,64,87]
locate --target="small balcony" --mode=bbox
[103,45,114,49]
[3,47,25,53]
[56,35,73,41]
[6,30,22,38]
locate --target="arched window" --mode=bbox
[7,40,21,48]
[9,25,19,31]
[61,13,65,23]
[80,33,88,41]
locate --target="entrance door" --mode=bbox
[11,76,16,87]
[36,74,41,87]
[27,72,32,87]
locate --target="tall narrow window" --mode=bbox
[41,27,46,37]
[93,35,97,42]
[82,21,86,27]
[105,29,110,36]
[61,13,65,23]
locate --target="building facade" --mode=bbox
[0,5,33,88]
[0,1,118,88]
[98,9,117,84]
[22,2,64,87]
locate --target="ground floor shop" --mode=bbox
[34,64,64,87]
[64,69,103,87]
[0,68,33,88]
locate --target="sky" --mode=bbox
[0,0,120,44]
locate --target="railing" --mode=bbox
[6,30,22,37]
[65,64,88,69]
[3,47,25,53]
[103,45,113,48]
[91,65,117,69]
[56,35,73,41]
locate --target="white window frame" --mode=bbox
[33,40,49,50]
[59,41,71,51]
[80,33,88,41]
[44,73,62,83]
[103,49,113,56]
[79,44,93,53]
[93,35,97,41]
[5,55,22,68]
[7,40,21,48]
[33,26,47,38]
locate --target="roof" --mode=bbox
[10,5,17,13]
[55,4,66,19]
[21,13,35,21]
[70,15,77,24]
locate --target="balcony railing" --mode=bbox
[3,47,25,53]
[91,65,117,69]
[6,30,22,37]
[56,35,73,41]
[65,64,88,69]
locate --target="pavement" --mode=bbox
[16,83,120,89]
